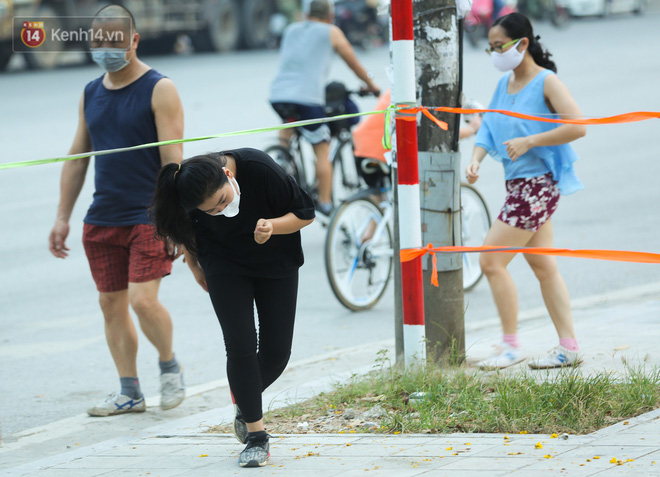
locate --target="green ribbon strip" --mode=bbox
[0,108,396,171]
[382,104,398,151]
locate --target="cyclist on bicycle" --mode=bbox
[269,0,380,217]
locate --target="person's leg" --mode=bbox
[205,274,265,432]
[278,127,294,148]
[83,224,139,380]
[254,273,299,390]
[99,289,139,378]
[126,224,182,409]
[523,220,576,340]
[127,224,176,362]
[479,219,535,335]
[313,140,332,205]
[83,225,148,415]
[128,279,174,362]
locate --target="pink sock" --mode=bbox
[503,334,520,349]
[559,337,580,351]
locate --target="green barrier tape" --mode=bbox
[0,108,395,171]
[382,104,398,150]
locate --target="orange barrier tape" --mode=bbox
[400,107,660,126]
[401,244,660,287]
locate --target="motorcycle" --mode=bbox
[334,0,388,50]
[464,0,517,47]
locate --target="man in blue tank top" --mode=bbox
[269,0,379,217]
[48,5,186,417]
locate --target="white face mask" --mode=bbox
[491,40,525,72]
[214,177,241,217]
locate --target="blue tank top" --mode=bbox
[475,69,583,195]
[83,69,165,226]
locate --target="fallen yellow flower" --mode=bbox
[550,433,558,439]
[198,454,208,458]
[535,442,543,449]
[544,455,552,459]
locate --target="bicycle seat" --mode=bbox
[274,103,302,124]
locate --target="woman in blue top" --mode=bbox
[466,13,587,370]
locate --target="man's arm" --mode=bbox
[152,78,184,167]
[49,92,92,258]
[329,25,379,93]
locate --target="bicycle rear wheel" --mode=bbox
[264,145,301,184]
[325,198,393,311]
[460,184,491,291]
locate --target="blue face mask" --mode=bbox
[91,48,129,73]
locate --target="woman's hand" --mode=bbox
[189,263,208,292]
[465,161,480,184]
[183,247,207,292]
[254,218,273,244]
[503,136,533,161]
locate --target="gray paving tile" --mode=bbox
[555,444,660,461]
[48,455,136,470]
[438,456,542,471]
[415,470,510,477]
[94,443,187,457]
[508,469,600,476]
[123,455,228,470]
[99,469,185,477]
[584,433,657,446]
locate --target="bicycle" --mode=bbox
[324,178,492,311]
[264,83,377,219]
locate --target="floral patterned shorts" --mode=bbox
[498,172,560,232]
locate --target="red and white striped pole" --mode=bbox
[391,0,425,365]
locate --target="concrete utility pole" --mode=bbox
[413,0,465,363]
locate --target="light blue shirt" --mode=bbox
[269,21,334,106]
[475,69,583,195]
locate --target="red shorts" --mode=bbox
[83,223,173,293]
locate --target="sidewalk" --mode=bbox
[2,283,660,476]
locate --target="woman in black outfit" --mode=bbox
[151,148,315,468]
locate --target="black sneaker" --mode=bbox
[233,404,248,444]
[238,433,270,467]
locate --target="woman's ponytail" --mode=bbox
[528,35,557,73]
[150,162,197,254]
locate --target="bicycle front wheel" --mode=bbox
[460,184,491,291]
[324,198,393,311]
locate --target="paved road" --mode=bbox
[1,8,659,442]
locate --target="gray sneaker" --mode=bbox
[233,404,248,444]
[238,434,270,467]
[87,393,146,417]
[160,368,185,410]
[528,345,582,369]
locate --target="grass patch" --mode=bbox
[258,356,660,436]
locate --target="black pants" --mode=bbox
[206,272,298,423]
